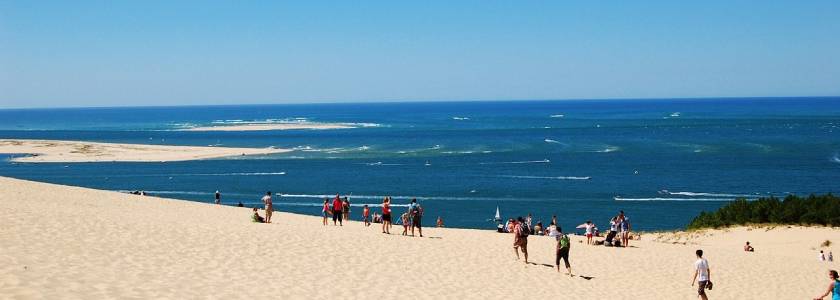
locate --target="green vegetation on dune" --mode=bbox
[687,194,840,230]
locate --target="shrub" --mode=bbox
[687,194,840,230]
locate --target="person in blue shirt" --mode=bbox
[814,269,840,300]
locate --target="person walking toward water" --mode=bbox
[813,270,840,300]
[332,194,343,226]
[381,197,392,234]
[691,249,712,300]
[410,198,423,237]
[513,217,529,264]
[262,191,273,223]
[556,226,572,276]
[322,198,330,226]
[214,190,221,205]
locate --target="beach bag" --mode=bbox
[518,223,530,237]
[559,234,570,249]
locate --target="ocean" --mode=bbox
[1,97,839,231]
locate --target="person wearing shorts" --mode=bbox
[261,192,273,223]
[512,217,529,264]
[381,197,392,234]
[362,205,371,226]
[332,195,343,226]
[321,198,330,226]
[692,249,711,300]
[410,199,423,237]
[556,229,572,276]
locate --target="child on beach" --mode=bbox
[322,198,330,226]
[401,212,410,235]
[584,220,595,245]
[251,207,264,223]
[363,205,370,226]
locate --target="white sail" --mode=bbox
[494,206,501,221]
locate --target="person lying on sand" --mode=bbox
[252,207,265,223]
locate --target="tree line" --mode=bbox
[687,194,840,230]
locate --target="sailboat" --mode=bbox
[492,206,502,224]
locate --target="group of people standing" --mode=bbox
[317,195,425,237]
[322,195,351,226]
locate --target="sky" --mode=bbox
[1,1,839,108]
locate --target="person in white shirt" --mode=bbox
[261,191,273,223]
[691,249,711,300]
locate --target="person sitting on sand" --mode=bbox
[556,226,572,276]
[363,205,371,226]
[262,191,273,223]
[436,216,444,227]
[237,201,244,207]
[534,222,543,235]
[322,198,330,226]
[506,218,516,233]
[512,217,529,264]
[252,207,264,223]
[744,241,754,252]
[812,269,840,300]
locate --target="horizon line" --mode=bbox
[1,95,838,110]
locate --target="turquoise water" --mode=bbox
[1,97,839,231]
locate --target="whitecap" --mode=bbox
[499,175,590,180]
[550,114,565,118]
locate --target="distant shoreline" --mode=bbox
[178,123,354,131]
[0,139,289,163]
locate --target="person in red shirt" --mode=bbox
[363,205,371,226]
[332,194,343,226]
[381,196,392,234]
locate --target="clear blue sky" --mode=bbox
[1,1,838,108]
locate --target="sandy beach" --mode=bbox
[0,176,837,299]
[0,139,290,163]
[180,123,355,131]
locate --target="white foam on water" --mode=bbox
[596,146,620,153]
[831,154,840,164]
[544,138,562,144]
[550,114,564,118]
[614,197,742,202]
[499,175,591,180]
[452,117,470,120]
[666,191,754,198]
[479,159,550,165]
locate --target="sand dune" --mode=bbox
[0,139,289,163]
[1,176,838,299]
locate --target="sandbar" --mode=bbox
[0,139,289,163]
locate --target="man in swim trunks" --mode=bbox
[262,191,273,223]
[410,199,423,237]
[513,217,529,264]
[332,194,343,226]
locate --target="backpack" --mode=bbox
[559,234,570,249]
[518,223,530,238]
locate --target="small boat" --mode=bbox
[494,206,501,223]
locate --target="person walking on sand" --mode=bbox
[322,198,330,226]
[556,226,572,276]
[831,252,834,262]
[262,191,273,223]
[410,199,423,237]
[513,217,529,264]
[215,190,221,205]
[363,204,371,226]
[691,249,712,300]
[584,220,595,245]
[381,197,392,234]
[813,270,840,300]
[332,194,343,226]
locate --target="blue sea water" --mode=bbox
[1,97,839,231]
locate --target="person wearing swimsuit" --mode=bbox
[381,197,392,234]
[814,270,840,300]
[322,198,329,226]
